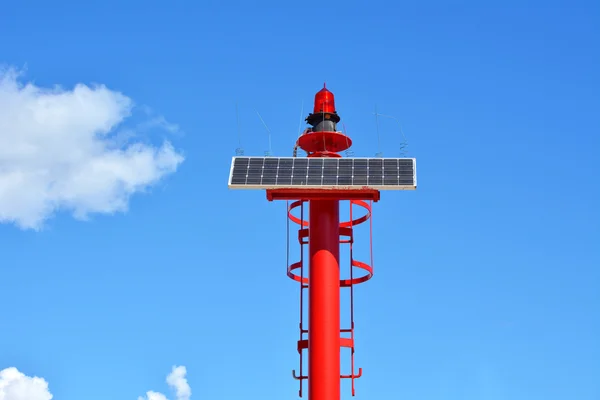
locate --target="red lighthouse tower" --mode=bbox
[228,84,417,400]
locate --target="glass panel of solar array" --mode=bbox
[228,157,416,189]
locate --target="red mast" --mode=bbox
[228,83,417,400]
[302,84,344,400]
[273,84,373,400]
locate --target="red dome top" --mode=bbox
[313,83,336,114]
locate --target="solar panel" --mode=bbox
[228,157,417,190]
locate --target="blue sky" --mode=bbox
[0,0,599,399]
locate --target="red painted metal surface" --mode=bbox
[308,200,341,400]
[296,131,352,154]
[267,188,380,202]
[296,83,351,156]
[269,85,377,400]
[313,83,336,114]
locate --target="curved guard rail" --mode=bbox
[286,199,374,397]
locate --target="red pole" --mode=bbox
[308,199,340,400]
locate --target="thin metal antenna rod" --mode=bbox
[297,100,305,138]
[235,102,244,156]
[256,110,273,156]
[372,112,409,156]
[375,105,382,157]
[341,121,354,157]
[236,102,241,146]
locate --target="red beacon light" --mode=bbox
[313,83,336,114]
[298,83,352,157]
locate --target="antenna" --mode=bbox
[297,100,305,138]
[235,102,244,156]
[341,121,354,157]
[256,110,273,156]
[374,105,383,157]
[372,112,409,157]
[293,100,307,158]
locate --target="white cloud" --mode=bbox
[138,391,168,400]
[0,66,184,230]
[139,365,192,400]
[0,367,53,400]
[1,365,191,400]
[166,366,191,400]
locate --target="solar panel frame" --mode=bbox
[228,156,417,190]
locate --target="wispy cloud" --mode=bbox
[0,66,184,230]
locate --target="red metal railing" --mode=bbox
[287,200,374,397]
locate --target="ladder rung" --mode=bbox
[292,370,307,380]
